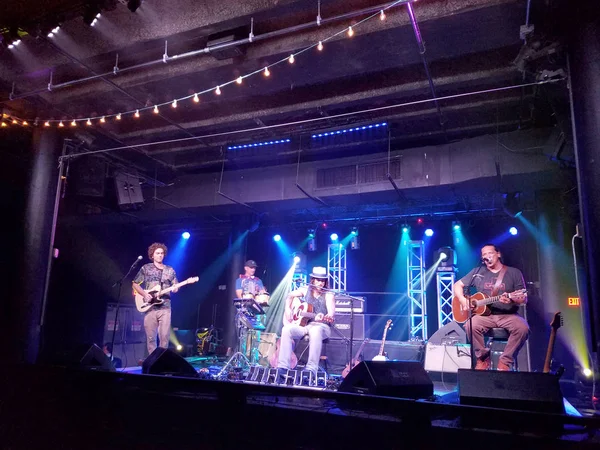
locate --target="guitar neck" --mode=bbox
[158,280,190,297]
[543,330,557,373]
[378,330,388,356]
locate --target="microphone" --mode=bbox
[480,257,489,265]
[131,255,143,268]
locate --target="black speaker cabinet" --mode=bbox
[142,348,198,378]
[339,360,433,399]
[80,344,116,372]
[458,369,564,414]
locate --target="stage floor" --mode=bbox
[120,355,584,418]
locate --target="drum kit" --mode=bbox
[218,291,274,375]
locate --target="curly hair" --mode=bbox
[147,242,168,260]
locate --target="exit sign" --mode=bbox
[568,297,580,307]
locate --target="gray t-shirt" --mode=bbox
[133,263,178,310]
[459,265,525,314]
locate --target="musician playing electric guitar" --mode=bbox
[276,267,335,383]
[133,243,179,357]
[453,243,529,371]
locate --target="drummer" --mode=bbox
[235,259,267,300]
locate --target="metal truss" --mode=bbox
[327,244,347,292]
[436,270,456,328]
[407,240,427,339]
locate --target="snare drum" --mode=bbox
[255,293,270,306]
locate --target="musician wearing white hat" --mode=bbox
[276,267,335,381]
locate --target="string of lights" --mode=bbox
[1,0,408,128]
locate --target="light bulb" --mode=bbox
[193,93,199,103]
[86,119,92,126]
[264,67,270,77]
[22,121,28,126]
[215,86,221,95]
[116,113,121,120]
[317,41,323,51]
[380,10,386,20]
[347,26,354,37]
[236,76,243,84]
[44,121,50,127]
[288,54,295,64]
[12,119,17,124]
[154,105,159,114]
[172,99,177,108]
[71,120,76,127]
[134,110,140,118]
[58,121,64,127]
[100,116,106,123]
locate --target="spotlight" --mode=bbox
[509,226,518,236]
[425,229,434,237]
[176,344,183,351]
[439,252,447,260]
[417,218,424,225]
[181,231,190,239]
[330,233,338,242]
[351,227,358,236]
[350,231,360,250]
[127,0,142,12]
[434,247,456,269]
[452,221,461,231]
[83,3,102,26]
[401,224,410,233]
[294,256,301,263]
[307,229,316,252]
[308,229,315,238]
[583,368,593,378]
[273,234,281,242]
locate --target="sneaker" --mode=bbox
[497,362,511,371]
[475,358,491,370]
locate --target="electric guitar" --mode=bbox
[543,312,563,373]
[285,297,335,327]
[134,276,199,312]
[452,289,527,323]
[342,338,370,378]
[373,320,392,361]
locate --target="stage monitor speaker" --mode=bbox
[458,369,564,414]
[339,361,433,399]
[428,321,466,345]
[79,344,116,372]
[142,348,198,378]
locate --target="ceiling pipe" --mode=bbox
[7,1,413,102]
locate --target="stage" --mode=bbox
[2,362,599,450]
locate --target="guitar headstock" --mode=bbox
[384,319,392,331]
[550,311,563,331]
[187,276,199,284]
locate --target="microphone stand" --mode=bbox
[465,262,486,369]
[109,259,141,366]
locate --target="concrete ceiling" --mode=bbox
[0,0,573,228]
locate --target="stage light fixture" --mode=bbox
[417,218,424,225]
[308,229,315,238]
[228,138,291,150]
[401,224,410,233]
[181,231,190,239]
[273,234,281,242]
[351,227,358,236]
[350,230,360,250]
[83,3,102,26]
[583,368,593,378]
[307,229,316,252]
[311,122,387,138]
[127,0,142,12]
[176,344,183,351]
[434,247,456,270]
[509,226,518,236]
[503,192,523,218]
[425,229,434,237]
[330,233,338,242]
[452,221,461,231]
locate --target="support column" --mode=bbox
[21,129,62,364]
[568,1,600,351]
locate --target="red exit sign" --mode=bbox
[568,297,580,307]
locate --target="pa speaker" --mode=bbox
[339,361,433,399]
[79,344,116,372]
[142,348,197,378]
[458,369,564,414]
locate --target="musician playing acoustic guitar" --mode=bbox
[453,244,528,371]
[132,243,179,357]
[276,267,335,383]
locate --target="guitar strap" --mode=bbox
[491,266,507,296]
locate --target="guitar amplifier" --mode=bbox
[334,296,365,313]
[330,313,367,340]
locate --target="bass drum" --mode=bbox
[255,293,270,306]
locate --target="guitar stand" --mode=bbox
[216,351,250,379]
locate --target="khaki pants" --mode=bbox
[144,308,171,355]
[463,313,529,367]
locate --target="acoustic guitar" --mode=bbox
[543,312,563,373]
[342,338,370,378]
[372,320,392,361]
[285,297,334,327]
[134,276,199,312]
[452,289,527,323]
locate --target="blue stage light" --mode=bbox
[311,122,388,139]
[425,229,434,237]
[330,233,339,241]
[182,232,190,239]
[273,234,282,242]
[228,138,291,150]
[509,226,518,236]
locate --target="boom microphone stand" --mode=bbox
[465,260,486,369]
[109,256,142,365]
